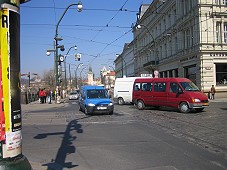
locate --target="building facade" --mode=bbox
[114,42,135,78]
[133,0,227,94]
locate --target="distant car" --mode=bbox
[68,91,79,100]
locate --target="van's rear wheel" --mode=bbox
[137,100,145,110]
[118,97,124,105]
[179,102,190,113]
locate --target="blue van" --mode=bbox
[79,85,114,115]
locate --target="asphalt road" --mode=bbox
[21,99,227,170]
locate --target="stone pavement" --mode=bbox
[21,100,66,170]
[21,97,227,170]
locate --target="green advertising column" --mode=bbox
[0,0,32,169]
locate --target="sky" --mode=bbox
[20,0,152,79]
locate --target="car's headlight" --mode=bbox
[88,103,95,106]
[192,98,201,102]
[108,102,113,106]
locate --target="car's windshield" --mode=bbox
[87,89,108,99]
[180,82,200,91]
[70,92,78,95]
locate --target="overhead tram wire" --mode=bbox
[20,6,137,13]
[88,28,133,64]
[89,0,130,41]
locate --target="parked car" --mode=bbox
[132,78,209,113]
[68,91,79,100]
[79,85,114,115]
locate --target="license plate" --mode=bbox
[203,103,209,106]
[97,107,107,110]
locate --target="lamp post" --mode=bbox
[64,45,77,90]
[136,24,157,72]
[0,1,32,169]
[75,63,83,89]
[80,67,86,87]
[54,2,82,103]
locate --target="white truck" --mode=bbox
[113,77,141,105]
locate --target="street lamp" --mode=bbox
[64,45,77,90]
[54,1,82,103]
[80,67,86,87]
[136,24,158,71]
[75,63,83,89]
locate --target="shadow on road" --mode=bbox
[33,117,89,170]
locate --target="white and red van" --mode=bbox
[132,78,209,113]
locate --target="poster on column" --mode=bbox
[1,6,22,158]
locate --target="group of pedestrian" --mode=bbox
[37,88,53,104]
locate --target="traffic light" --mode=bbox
[75,53,81,61]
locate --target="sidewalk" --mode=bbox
[22,99,67,111]
[22,100,67,170]
[208,97,227,102]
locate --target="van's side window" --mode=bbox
[154,82,166,92]
[142,82,152,91]
[134,83,141,91]
[170,82,179,93]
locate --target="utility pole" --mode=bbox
[0,0,31,169]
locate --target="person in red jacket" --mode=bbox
[39,88,45,104]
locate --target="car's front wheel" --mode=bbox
[179,102,190,113]
[84,106,88,115]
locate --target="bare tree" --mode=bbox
[43,69,55,90]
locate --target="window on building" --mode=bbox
[191,26,194,45]
[224,23,227,43]
[186,29,191,48]
[169,40,172,56]
[216,22,222,43]
[174,69,179,77]
[216,63,227,85]
[184,65,197,85]
[169,70,173,77]
[175,36,178,53]
[222,0,227,5]
[164,43,167,58]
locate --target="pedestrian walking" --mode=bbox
[37,88,41,103]
[39,88,45,104]
[210,85,216,100]
[43,88,47,103]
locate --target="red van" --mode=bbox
[132,78,209,113]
